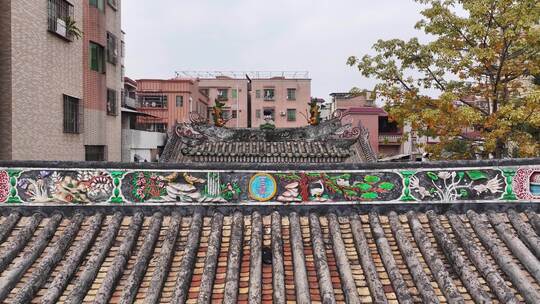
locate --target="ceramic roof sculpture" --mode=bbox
[160,113,377,164]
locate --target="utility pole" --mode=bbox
[246,74,252,128]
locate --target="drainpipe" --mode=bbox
[246,74,252,128]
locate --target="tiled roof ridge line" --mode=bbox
[328,213,362,304]
[65,212,124,304]
[0,213,21,244]
[507,209,540,258]
[12,213,84,304]
[0,213,41,274]
[171,209,203,304]
[446,211,517,303]
[526,209,540,234]
[120,212,164,304]
[309,213,338,304]
[388,211,440,303]
[369,211,414,304]
[197,212,224,304]
[144,212,182,304]
[94,212,145,304]
[271,211,286,304]
[248,211,263,304]
[349,213,388,303]
[426,210,492,303]
[407,212,464,304]
[223,211,244,304]
[466,210,540,303]
[487,211,540,282]
[41,213,104,304]
[289,212,311,303]
[0,214,62,302]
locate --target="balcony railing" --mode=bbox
[379,134,402,144]
[122,96,140,109]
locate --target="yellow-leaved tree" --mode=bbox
[348,0,540,159]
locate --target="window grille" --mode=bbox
[63,95,83,133]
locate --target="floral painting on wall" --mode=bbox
[0,171,8,203]
[16,170,113,203]
[409,170,504,201]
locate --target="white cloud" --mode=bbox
[122,0,428,99]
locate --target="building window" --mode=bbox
[176,96,183,107]
[232,89,238,99]
[89,0,104,11]
[107,0,118,10]
[107,32,118,65]
[85,145,106,161]
[287,109,296,121]
[263,88,275,101]
[140,95,168,108]
[255,109,261,118]
[63,95,82,134]
[263,108,275,120]
[222,110,231,120]
[255,90,261,99]
[232,110,238,118]
[107,89,117,116]
[89,42,105,73]
[217,89,228,101]
[287,88,296,100]
[47,0,74,40]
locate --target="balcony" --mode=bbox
[122,96,140,109]
[379,134,402,145]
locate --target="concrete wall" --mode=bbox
[0,0,12,159]
[121,128,166,162]
[9,0,85,161]
[83,0,122,161]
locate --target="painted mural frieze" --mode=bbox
[16,170,113,203]
[273,172,402,202]
[513,167,540,200]
[409,170,504,201]
[0,164,539,205]
[0,171,8,203]
[122,171,242,203]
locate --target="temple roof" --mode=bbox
[0,205,539,303]
[160,116,377,163]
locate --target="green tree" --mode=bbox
[348,0,540,159]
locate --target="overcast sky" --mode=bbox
[122,0,428,100]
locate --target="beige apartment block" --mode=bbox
[182,71,311,128]
[0,0,124,161]
[0,0,85,160]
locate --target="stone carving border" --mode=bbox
[0,160,539,205]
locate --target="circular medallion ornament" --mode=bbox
[249,173,277,202]
[0,171,9,203]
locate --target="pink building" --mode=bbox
[179,71,311,128]
[136,79,209,132]
[330,92,403,158]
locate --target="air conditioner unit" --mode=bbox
[280,112,286,116]
[56,18,67,37]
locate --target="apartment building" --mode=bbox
[0,0,123,161]
[179,71,312,128]
[136,79,210,132]
[330,92,404,158]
